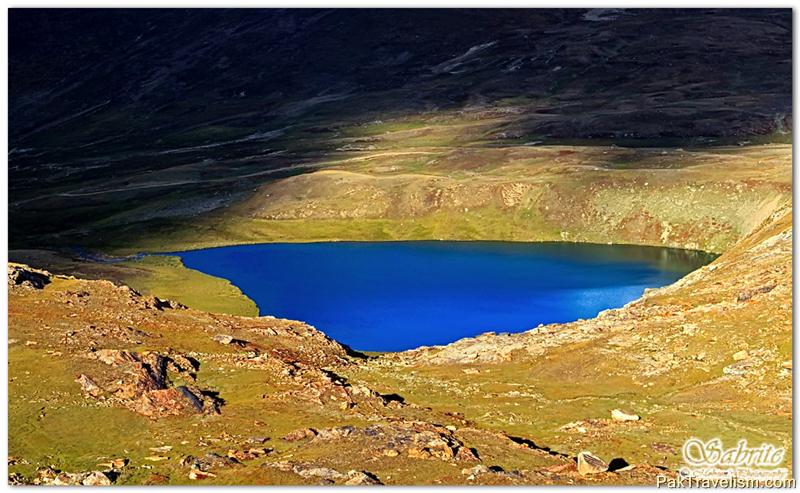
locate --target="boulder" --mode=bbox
[611,409,640,422]
[213,334,235,345]
[733,350,750,361]
[81,471,112,486]
[82,349,221,419]
[132,386,217,418]
[577,451,608,476]
[8,264,51,289]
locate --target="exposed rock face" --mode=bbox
[8,264,51,289]
[75,373,102,397]
[80,349,221,419]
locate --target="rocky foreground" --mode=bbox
[8,200,792,485]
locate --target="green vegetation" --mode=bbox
[116,255,259,317]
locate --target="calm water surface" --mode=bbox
[173,242,715,351]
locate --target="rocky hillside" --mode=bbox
[10,263,674,485]
[233,144,790,253]
[362,200,792,472]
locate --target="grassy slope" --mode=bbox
[94,143,790,258]
[114,256,259,317]
[7,249,258,317]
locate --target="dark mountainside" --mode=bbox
[8,9,792,249]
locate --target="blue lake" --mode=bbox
[173,242,715,352]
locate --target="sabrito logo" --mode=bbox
[656,437,793,488]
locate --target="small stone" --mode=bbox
[144,456,169,462]
[611,409,640,422]
[297,466,342,481]
[149,445,173,453]
[8,472,25,485]
[227,447,270,461]
[382,449,399,457]
[461,465,489,476]
[52,472,80,486]
[201,452,240,468]
[577,451,608,476]
[407,447,432,459]
[781,360,792,370]
[76,374,103,397]
[723,360,754,375]
[212,334,235,345]
[81,471,112,486]
[188,470,217,480]
[733,350,750,361]
[344,470,381,485]
[283,428,317,441]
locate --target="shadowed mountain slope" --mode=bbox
[8,9,792,249]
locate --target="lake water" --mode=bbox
[173,242,715,352]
